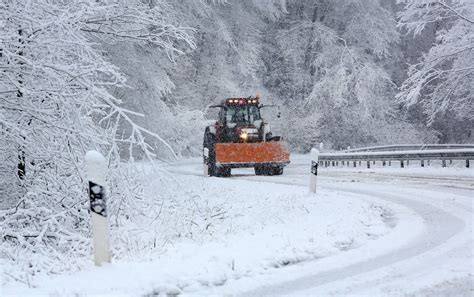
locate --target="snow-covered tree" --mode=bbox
[397,0,474,125]
[104,0,290,157]
[262,0,427,151]
[111,0,432,154]
[0,0,193,281]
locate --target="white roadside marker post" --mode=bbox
[310,148,319,193]
[85,150,111,266]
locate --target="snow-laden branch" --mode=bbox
[397,0,474,124]
[435,0,474,24]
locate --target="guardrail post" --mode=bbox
[310,148,319,193]
[367,161,370,169]
[353,161,356,167]
[359,161,362,166]
[85,150,112,266]
[382,160,386,166]
[427,160,430,166]
[407,160,410,166]
[421,160,425,167]
[401,160,404,168]
[442,160,446,167]
[449,160,453,165]
[389,160,392,166]
[467,160,470,168]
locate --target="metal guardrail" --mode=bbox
[319,148,474,168]
[344,144,474,153]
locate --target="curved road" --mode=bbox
[172,156,473,296]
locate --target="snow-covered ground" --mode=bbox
[2,155,473,296]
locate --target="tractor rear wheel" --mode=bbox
[203,130,217,176]
[204,130,231,177]
[216,166,231,177]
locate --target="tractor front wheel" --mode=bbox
[254,165,265,175]
[272,167,284,175]
[255,166,283,176]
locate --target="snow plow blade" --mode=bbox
[216,141,290,168]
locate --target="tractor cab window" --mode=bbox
[218,108,226,124]
[225,106,261,125]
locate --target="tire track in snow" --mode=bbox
[228,172,472,295]
[236,187,465,296]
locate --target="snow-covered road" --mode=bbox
[180,156,473,296]
[3,155,472,296]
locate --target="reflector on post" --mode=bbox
[85,150,111,266]
[310,148,319,193]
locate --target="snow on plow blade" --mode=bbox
[216,141,290,167]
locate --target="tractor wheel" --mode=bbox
[216,166,231,177]
[203,130,217,176]
[254,166,265,175]
[272,167,284,175]
[255,165,274,176]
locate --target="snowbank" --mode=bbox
[2,165,391,296]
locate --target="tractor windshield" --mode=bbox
[225,105,261,125]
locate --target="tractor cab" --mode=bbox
[217,97,263,143]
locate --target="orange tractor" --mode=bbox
[203,95,290,177]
